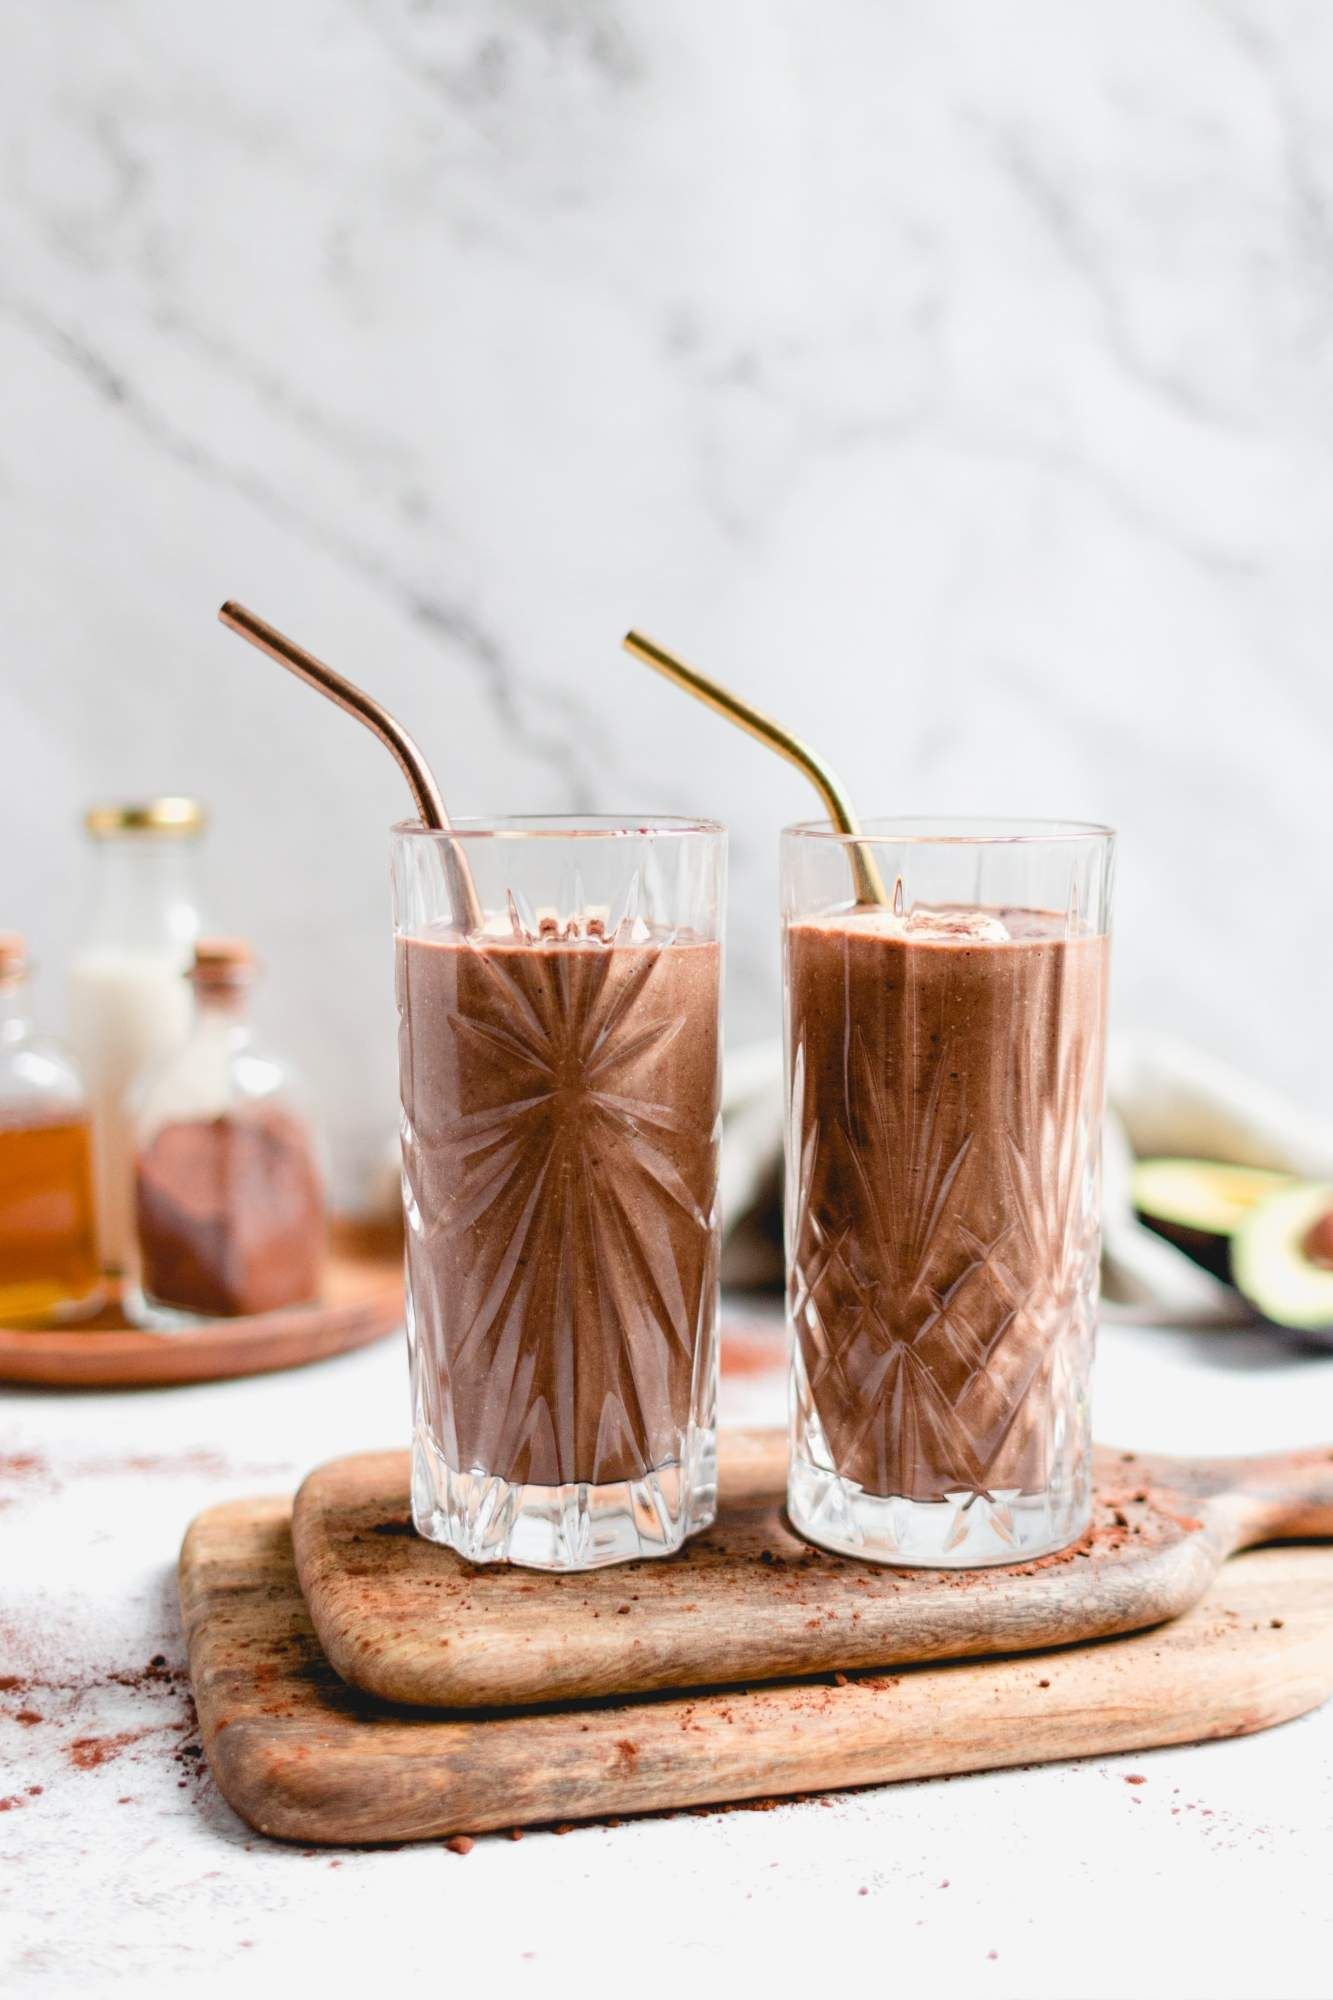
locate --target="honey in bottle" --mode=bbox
[0,934,101,1321]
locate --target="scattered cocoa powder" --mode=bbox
[66,1730,151,1771]
[719,1334,787,1380]
[445,1835,473,1855]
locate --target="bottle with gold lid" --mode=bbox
[67,798,205,1273]
[0,935,101,1322]
[127,939,326,1327]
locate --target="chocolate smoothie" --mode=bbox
[787,905,1107,1504]
[397,923,721,1491]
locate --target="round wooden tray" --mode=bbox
[0,1223,403,1389]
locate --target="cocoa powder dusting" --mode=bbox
[66,1730,153,1771]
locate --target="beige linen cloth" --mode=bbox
[718,1035,1333,1324]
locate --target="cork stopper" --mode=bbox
[0,933,27,984]
[188,937,257,993]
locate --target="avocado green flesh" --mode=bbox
[1131,1158,1293,1281]
[1233,1183,1333,1334]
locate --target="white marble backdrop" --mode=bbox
[3,0,1332,1202]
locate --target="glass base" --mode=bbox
[0,1279,104,1325]
[788,1446,1090,1567]
[122,1285,209,1332]
[123,1285,321,1331]
[411,1426,718,1571]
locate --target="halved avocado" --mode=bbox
[1233,1182,1333,1341]
[1131,1157,1293,1281]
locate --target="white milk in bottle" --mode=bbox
[67,799,205,1272]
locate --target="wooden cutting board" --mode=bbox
[0,1222,402,1388]
[291,1428,1333,1708]
[180,1496,1333,1845]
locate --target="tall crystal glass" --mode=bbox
[783,818,1114,1566]
[392,816,726,1571]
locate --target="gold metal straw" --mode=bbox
[218,602,483,931]
[622,630,889,908]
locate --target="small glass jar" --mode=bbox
[0,934,102,1323]
[127,939,326,1327]
[68,799,206,1273]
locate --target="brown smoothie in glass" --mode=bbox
[397,923,721,1490]
[786,905,1108,1503]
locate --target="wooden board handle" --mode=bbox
[1201,1445,1333,1549]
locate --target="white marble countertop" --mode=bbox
[3,1310,1331,2000]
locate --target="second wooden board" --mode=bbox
[182,1499,1333,1846]
[292,1428,1333,1708]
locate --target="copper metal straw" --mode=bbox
[622,630,889,908]
[218,602,483,930]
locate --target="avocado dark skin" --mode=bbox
[1136,1211,1234,1283]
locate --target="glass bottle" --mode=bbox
[67,799,205,1273]
[128,939,327,1327]
[0,934,102,1322]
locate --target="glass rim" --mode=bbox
[783,815,1115,847]
[392,813,726,842]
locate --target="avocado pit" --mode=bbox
[1302,1207,1333,1272]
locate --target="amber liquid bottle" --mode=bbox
[0,935,101,1322]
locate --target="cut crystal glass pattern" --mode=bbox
[787,913,1106,1563]
[399,923,720,1566]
